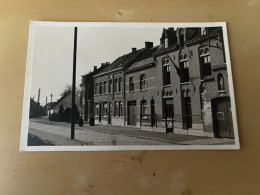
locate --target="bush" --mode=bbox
[49,113,58,121]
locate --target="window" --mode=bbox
[109,80,112,94]
[114,101,119,116]
[114,78,118,93]
[109,102,112,115]
[163,58,171,85]
[95,103,99,116]
[94,83,98,95]
[163,98,174,119]
[129,77,134,92]
[118,77,122,92]
[119,101,123,117]
[200,54,212,79]
[201,27,207,35]
[99,82,103,94]
[103,102,108,116]
[217,73,225,91]
[141,100,148,116]
[164,38,168,48]
[179,34,185,47]
[103,81,107,94]
[140,74,146,91]
[180,60,189,83]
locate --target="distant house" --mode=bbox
[29,98,46,118]
[49,91,81,122]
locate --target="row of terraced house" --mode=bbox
[80,27,234,138]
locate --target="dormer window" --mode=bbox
[164,38,168,48]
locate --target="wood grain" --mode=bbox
[0,0,260,194]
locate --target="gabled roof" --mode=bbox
[49,92,71,110]
[81,63,109,85]
[97,49,144,75]
[126,46,159,72]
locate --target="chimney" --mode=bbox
[132,48,137,52]
[106,62,110,65]
[94,66,97,71]
[145,42,153,49]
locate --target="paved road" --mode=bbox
[28,119,170,146]
[28,118,235,146]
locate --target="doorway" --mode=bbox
[212,97,234,138]
[127,101,136,126]
[183,97,192,130]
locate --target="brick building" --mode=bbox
[80,63,109,123]
[88,27,234,138]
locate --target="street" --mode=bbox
[28,118,235,146]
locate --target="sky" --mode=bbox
[30,25,164,105]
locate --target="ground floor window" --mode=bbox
[163,98,174,119]
[95,103,99,116]
[119,101,123,117]
[103,102,108,116]
[141,99,148,116]
[114,101,119,116]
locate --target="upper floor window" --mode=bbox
[162,58,171,86]
[103,81,107,94]
[217,73,225,91]
[94,83,98,95]
[200,54,212,79]
[114,78,118,93]
[201,27,207,35]
[118,77,122,92]
[109,80,112,94]
[99,82,103,94]
[129,77,134,92]
[140,74,146,91]
[180,60,189,83]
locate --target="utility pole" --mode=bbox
[71,27,77,140]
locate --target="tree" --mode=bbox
[60,84,81,97]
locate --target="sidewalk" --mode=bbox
[31,118,235,145]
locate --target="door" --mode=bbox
[183,97,192,130]
[212,97,234,138]
[151,99,155,127]
[99,103,102,122]
[128,101,136,125]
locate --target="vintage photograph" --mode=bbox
[20,22,239,151]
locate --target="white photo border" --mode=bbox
[20,21,240,151]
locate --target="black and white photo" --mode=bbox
[20,22,239,151]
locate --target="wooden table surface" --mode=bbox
[0,0,259,194]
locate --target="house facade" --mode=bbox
[80,63,109,123]
[93,46,144,126]
[90,27,234,138]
